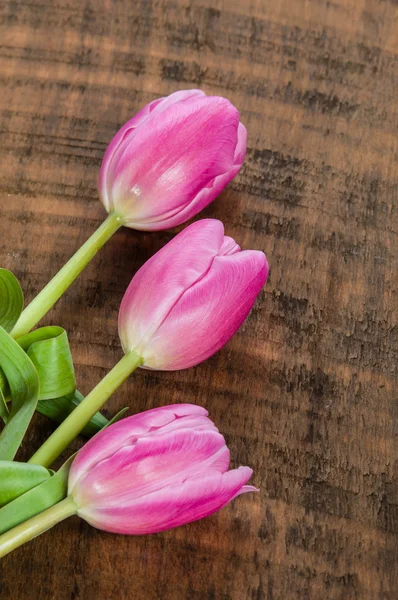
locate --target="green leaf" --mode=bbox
[0,269,23,333]
[0,326,40,460]
[0,455,74,534]
[0,367,9,401]
[0,326,102,436]
[0,389,8,424]
[16,326,76,400]
[0,325,116,439]
[0,325,113,436]
[37,389,109,437]
[0,461,52,507]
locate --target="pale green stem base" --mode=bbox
[28,351,143,468]
[0,496,77,558]
[10,212,123,339]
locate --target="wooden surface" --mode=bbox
[0,0,397,598]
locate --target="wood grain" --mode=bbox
[0,0,397,598]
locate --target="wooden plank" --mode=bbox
[0,0,397,598]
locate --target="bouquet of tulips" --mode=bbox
[0,90,268,557]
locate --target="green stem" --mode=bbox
[10,213,123,339]
[28,351,143,468]
[0,496,77,558]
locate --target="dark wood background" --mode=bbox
[1,0,397,598]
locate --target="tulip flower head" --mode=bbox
[98,90,247,230]
[119,219,268,370]
[68,404,257,535]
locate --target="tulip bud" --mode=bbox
[98,90,247,230]
[118,219,268,370]
[68,404,257,535]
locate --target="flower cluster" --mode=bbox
[0,90,268,558]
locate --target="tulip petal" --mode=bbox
[154,414,219,436]
[233,484,260,498]
[138,122,247,231]
[69,404,208,491]
[146,89,206,116]
[99,90,206,213]
[219,236,241,256]
[118,220,225,355]
[78,466,255,535]
[234,122,248,167]
[109,96,239,223]
[99,98,163,212]
[72,429,229,506]
[142,249,268,369]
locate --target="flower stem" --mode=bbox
[10,212,124,339]
[28,351,143,468]
[0,496,77,558]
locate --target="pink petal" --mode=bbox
[68,404,208,491]
[72,429,229,506]
[98,90,206,213]
[145,89,206,116]
[141,250,268,369]
[109,96,239,224]
[233,484,260,498]
[135,123,247,232]
[219,236,241,256]
[118,220,225,354]
[99,98,163,212]
[234,121,247,167]
[153,414,219,436]
[78,467,255,535]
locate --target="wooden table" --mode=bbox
[1,0,397,598]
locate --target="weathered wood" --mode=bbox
[0,0,397,598]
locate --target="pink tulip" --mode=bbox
[68,404,257,535]
[98,90,247,230]
[118,219,268,370]
[0,406,257,555]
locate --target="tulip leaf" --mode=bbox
[0,461,52,507]
[0,324,115,441]
[0,326,40,460]
[0,454,74,534]
[16,326,76,400]
[0,268,23,333]
[0,326,110,435]
[0,389,8,424]
[0,367,9,405]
